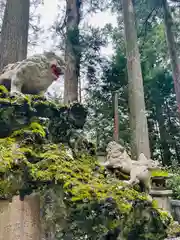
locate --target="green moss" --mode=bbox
[0,87,87,143]
[29,122,46,138]
[151,170,169,177]
[0,89,173,239]
[0,131,172,238]
[0,85,8,93]
[159,210,172,222]
[152,199,159,208]
[166,220,180,238]
[0,85,9,98]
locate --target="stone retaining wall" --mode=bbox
[0,194,40,240]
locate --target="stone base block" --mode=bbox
[0,194,40,240]
[150,189,172,212]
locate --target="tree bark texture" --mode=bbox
[122,0,151,159]
[156,104,171,165]
[0,0,30,70]
[162,0,180,115]
[64,0,81,104]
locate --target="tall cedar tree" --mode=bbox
[64,0,81,103]
[0,0,30,70]
[122,0,150,158]
[162,0,180,116]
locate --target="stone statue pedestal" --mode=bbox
[0,194,40,240]
[150,176,172,212]
[150,189,172,212]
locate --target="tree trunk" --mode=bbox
[165,101,180,163]
[162,0,180,115]
[64,0,81,104]
[122,0,150,159]
[114,91,119,142]
[155,105,171,165]
[0,0,30,70]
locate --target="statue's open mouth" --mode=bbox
[56,66,64,75]
[51,65,64,80]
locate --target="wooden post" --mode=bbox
[114,91,119,142]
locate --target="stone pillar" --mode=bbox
[150,189,172,212]
[0,194,40,240]
[150,176,173,212]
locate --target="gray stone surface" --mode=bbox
[0,194,40,240]
[171,200,180,223]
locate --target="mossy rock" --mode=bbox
[0,87,87,142]
[0,124,172,239]
[166,221,180,238]
[0,88,173,239]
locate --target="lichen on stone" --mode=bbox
[0,87,174,239]
[151,170,169,177]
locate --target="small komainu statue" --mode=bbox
[0,51,65,96]
[104,141,160,193]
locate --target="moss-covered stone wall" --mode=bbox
[0,86,175,239]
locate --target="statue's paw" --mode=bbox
[117,185,124,190]
[146,195,153,202]
[10,91,25,98]
[123,180,130,185]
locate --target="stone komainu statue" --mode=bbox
[0,52,65,95]
[104,141,161,193]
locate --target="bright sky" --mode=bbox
[31,0,117,56]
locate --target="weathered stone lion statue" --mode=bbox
[0,51,65,95]
[103,141,161,193]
